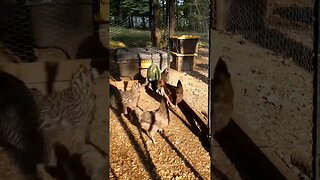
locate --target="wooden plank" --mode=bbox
[214,0,227,31]
[26,77,108,96]
[0,59,103,83]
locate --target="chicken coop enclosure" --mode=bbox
[109,0,210,79]
[109,0,211,179]
[210,0,317,179]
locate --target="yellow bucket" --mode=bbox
[170,35,201,39]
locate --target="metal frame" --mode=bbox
[209,0,319,179]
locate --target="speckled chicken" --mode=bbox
[110,82,141,115]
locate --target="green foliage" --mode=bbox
[110,0,150,18]
[110,0,210,33]
[176,0,210,32]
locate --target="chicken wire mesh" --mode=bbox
[211,0,315,179]
[109,1,212,179]
[212,0,314,71]
[0,0,105,63]
[109,0,210,74]
[109,0,172,81]
[170,0,210,77]
[109,0,169,49]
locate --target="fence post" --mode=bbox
[314,0,320,179]
[214,0,227,31]
[209,1,215,176]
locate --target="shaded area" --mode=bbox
[226,0,314,71]
[0,71,44,179]
[109,167,119,180]
[211,165,230,180]
[196,63,209,70]
[0,2,36,62]
[46,142,90,180]
[116,115,160,179]
[159,132,205,180]
[76,33,110,76]
[215,131,267,179]
[240,28,313,71]
[44,61,58,94]
[273,7,313,25]
[125,107,157,143]
[214,120,288,180]
[145,89,209,152]
[227,0,267,33]
[110,84,126,117]
[109,84,210,179]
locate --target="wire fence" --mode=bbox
[109,0,169,49]
[211,0,315,178]
[109,0,210,82]
[0,0,104,63]
[212,0,314,71]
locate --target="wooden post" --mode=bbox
[149,0,161,47]
[101,0,110,49]
[168,0,175,36]
[214,0,227,31]
[313,0,320,179]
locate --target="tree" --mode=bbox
[168,0,175,36]
[149,0,161,47]
[111,0,150,27]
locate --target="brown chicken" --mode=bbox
[129,96,170,144]
[157,79,183,108]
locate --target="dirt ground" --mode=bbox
[110,28,313,179]
[0,26,310,179]
[109,88,211,180]
[211,30,312,168]
[201,30,312,178]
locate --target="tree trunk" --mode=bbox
[118,0,123,23]
[128,16,134,28]
[176,0,180,30]
[149,0,161,47]
[162,0,166,25]
[168,0,175,36]
[142,16,146,28]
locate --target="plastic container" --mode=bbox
[169,35,200,54]
[115,48,171,79]
[149,48,171,70]
[170,52,196,71]
[130,48,170,71]
[115,48,140,79]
